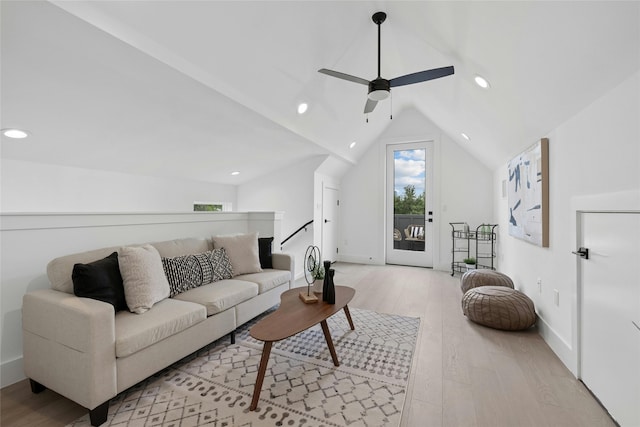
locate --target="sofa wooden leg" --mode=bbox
[230,330,236,344]
[89,400,109,426]
[29,379,46,394]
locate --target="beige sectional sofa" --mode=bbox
[22,235,293,426]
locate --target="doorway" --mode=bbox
[385,141,433,267]
[322,186,339,262]
[578,211,640,426]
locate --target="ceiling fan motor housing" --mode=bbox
[368,78,390,100]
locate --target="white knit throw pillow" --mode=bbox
[118,244,170,314]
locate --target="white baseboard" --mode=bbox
[337,254,384,265]
[1,356,25,388]
[536,313,577,376]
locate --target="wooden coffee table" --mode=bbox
[249,285,355,410]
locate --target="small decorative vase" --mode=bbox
[313,279,323,294]
[322,261,332,302]
[325,269,336,304]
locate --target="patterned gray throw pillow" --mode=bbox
[162,248,235,297]
[162,251,214,297]
[210,248,234,281]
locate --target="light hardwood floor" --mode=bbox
[1,263,616,427]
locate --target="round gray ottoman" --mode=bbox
[461,269,514,294]
[462,286,536,331]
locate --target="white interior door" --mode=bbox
[579,211,640,426]
[385,141,433,267]
[322,186,339,262]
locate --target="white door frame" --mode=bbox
[385,140,434,267]
[576,210,640,426]
[321,185,339,262]
[566,189,640,377]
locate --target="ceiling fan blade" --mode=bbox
[364,98,378,114]
[389,66,454,88]
[318,68,370,86]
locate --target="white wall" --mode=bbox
[237,156,328,279]
[494,70,640,374]
[1,159,237,212]
[339,107,494,270]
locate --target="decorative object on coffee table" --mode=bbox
[300,245,320,303]
[322,260,336,304]
[312,263,324,294]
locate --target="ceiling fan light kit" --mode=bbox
[318,11,454,117]
[368,79,391,101]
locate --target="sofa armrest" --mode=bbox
[271,253,295,288]
[22,289,117,410]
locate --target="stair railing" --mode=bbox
[280,219,313,249]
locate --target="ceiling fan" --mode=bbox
[319,11,454,114]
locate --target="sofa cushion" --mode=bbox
[172,280,258,316]
[118,245,170,314]
[258,237,274,269]
[212,233,262,276]
[72,252,128,312]
[236,269,292,294]
[162,251,215,297]
[115,299,206,358]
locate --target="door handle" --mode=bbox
[324,219,331,223]
[571,247,589,259]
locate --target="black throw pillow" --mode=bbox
[72,252,128,312]
[258,237,274,269]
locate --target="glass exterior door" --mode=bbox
[385,142,433,267]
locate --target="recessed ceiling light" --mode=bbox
[474,75,490,89]
[349,141,357,149]
[297,103,308,114]
[231,171,240,176]
[461,133,471,141]
[2,128,29,139]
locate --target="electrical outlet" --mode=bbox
[537,278,542,293]
[553,289,559,306]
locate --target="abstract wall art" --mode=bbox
[507,138,549,247]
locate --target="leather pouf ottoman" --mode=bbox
[462,286,536,331]
[461,269,514,294]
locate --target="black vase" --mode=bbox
[325,269,336,304]
[322,261,332,302]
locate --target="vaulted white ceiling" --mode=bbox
[2,1,639,185]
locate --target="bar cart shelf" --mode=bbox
[450,222,498,276]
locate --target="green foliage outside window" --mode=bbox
[394,185,425,214]
[194,204,223,212]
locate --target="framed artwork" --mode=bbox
[507,138,549,247]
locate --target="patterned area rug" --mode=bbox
[67,307,420,427]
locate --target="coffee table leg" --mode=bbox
[343,305,355,330]
[320,320,340,367]
[250,341,273,411]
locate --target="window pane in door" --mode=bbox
[393,148,426,251]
